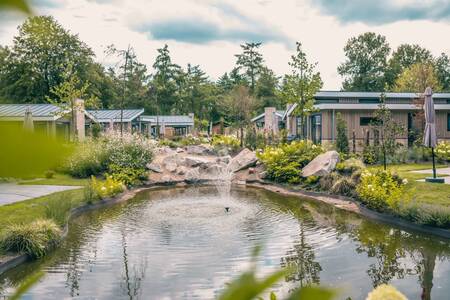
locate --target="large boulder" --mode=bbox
[184,156,210,168]
[227,148,257,173]
[301,151,340,177]
[185,145,213,155]
[146,162,162,173]
[185,167,201,182]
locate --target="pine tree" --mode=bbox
[335,113,349,155]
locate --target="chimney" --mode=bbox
[74,98,85,141]
[264,107,278,135]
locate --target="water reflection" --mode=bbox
[0,186,449,300]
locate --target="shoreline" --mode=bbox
[1,178,449,276]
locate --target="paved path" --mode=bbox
[0,183,81,206]
[410,167,450,184]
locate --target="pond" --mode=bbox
[1,186,449,299]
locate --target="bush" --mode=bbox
[64,140,108,177]
[330,177,357,197]
[398,202,450,228]
[244,129,266,150]
[107,164,147,186]
[335,158,365,175]
[362,145,378,165]
[356,170,408,210]
[211,135,241,154]
[257,140,324,184]
[0,219,61,258]
[44,195,73,225]
[179,134,209,146]
[436,141,450,162]
[335,113,349,155]
[90,176,125,199]
[44,170,55,179]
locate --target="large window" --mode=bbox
[447,113,450,131]
[315,98,339,104]
[359,98,380,104]
[360,117,376,126]
[310,114,322,144]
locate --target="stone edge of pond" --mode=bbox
[2,178,449,277]
[245,180,450,240]
[0,181,189,276]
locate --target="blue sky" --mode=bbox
[1,0,450,89]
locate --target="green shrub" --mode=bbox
[44,195,73,225]
[436,141,450,162]
[362,145,378,165]
[178,134,209,146]
[90,176,124,199]
[335,158,365,175]
[356,170,408,210]
[330,177,357,197]
[319,172,340,191]
[64,140,108,177]
[0,219,61,258]
[44,170,55,179]
[244,129,266,150]
[84,180,100,204]
[257,140,324,184]
[107,164,147,186]
[159,139,178,148]
[211,135,241,154]
[398,202,450,228]
[335,113,349,155]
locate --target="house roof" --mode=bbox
[0,104,67,121]
[315,103,450,111]
[315,91,450,99]
[140,115,194,126]
[251,110,284,122]
[86,109,144,123]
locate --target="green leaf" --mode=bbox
[285,286,336,300]
[0,0,32,14]
[270,291,277,300]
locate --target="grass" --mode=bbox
[369,163,450,207]
[18,173,88,186]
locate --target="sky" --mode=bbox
[1,0,450,89]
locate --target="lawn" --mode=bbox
[19,173,88,186]
[369,163,450,207]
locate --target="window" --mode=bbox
[448,113,450,131]
[360,117,376,126]
[315,98,339,104]
[359,98,380,104]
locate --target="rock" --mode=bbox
[204,163,227,176]
[176,166,187,175]
[146,162,162,173]
[301,151,340,177]
[176,147,185,153]
[161,175,174,183]
[185,167,200,182]
[184,156,210,168]
[166,162,178,173]
[259,171,268,179]
[216,155,231,164]
[227,148,257,173]
[186,145,213,155]
[248,167,255,174]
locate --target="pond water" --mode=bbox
[1,186,450,299]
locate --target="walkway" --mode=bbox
[0,183,81,206]
[410,167,450,184]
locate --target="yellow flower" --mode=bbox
[366,284,407,300]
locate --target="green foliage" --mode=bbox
[84,179,99,204]
[356,170,408,210]
[0,0,31,13]
[393,63,442,92]
[338,32,390,91]
[107,164,147,187]
[335,113,349,155]
[398,202,450,229]
[436,141,450,162]
[257,140,324,184]
[64,139,108,177]
[44,194,73,226]
[0,219,61,258]
[235,42,264,92]
[90,176,124,199]
[362,145,378,165]
[212,135,241,154]
[44,170,55,179]
[366,284,407,300]
[244,128,266,150]
[159,139,179,148]
[335,158,365,175]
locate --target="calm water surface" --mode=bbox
[0,186,449,299]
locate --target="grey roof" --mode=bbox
[0,104,64,121]
[140,115,194,126]
[315,91,450,99]
[315,103,450,111]
[251,110,284,122]
[87,109,144,122]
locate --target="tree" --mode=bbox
[280,42,323,138]
[0,16,96,103]
[335,113,349,155]
[434,53,450,91]
[46,66,99,141]
[393,63,442,93]
[235,42,264,93]
[338,32,390,91]
[255,67,280,110]
[386,44,433,88]
[370,94,404,170]
[220,85,257,146]
[150,44,181,114]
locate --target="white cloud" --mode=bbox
[1,0,450,89]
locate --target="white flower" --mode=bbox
[402,179,408,185]
[101,186,106,191]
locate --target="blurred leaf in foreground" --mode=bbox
[0,0,31,14]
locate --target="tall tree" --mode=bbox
[235,42,264,92]
[0,16,96,103]
[280,42,323,138]
[393,63,442,93]
[220,85,257,146]
[335,113,349,155]
[255,66,280,109]
[434,53,450,92]
[150,44,181,114]
[338,32,390,91]
[386,44,433,88]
